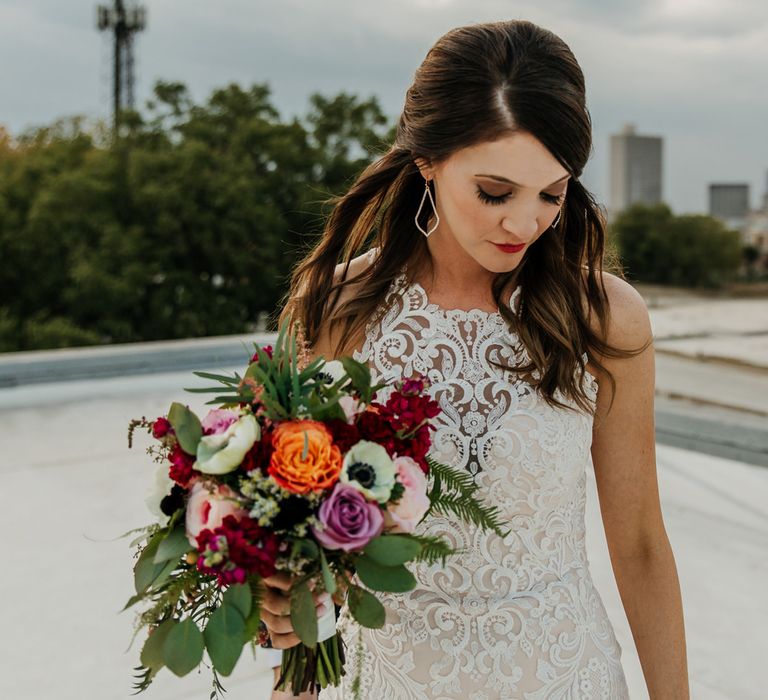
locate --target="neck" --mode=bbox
[412,221,501,310]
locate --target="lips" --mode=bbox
[493,242,525,253]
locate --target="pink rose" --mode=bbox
[201,408,239,435]
[311,483,383,551]
[383,455,430,534]
[185,481,249,548]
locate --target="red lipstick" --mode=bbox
[493,242,525,254]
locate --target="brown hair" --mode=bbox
[279,19,650,416]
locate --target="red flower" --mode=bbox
[168,443,196,487]
[249,344,273,364]
[152,416,172,439]
[397,424,434,474]
[383,391,440,432]
[357,406,398,456]
[241,427,274,473]
[195,514,279,585]
[325,418,361,454]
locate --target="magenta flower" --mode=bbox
[311,483,384,552]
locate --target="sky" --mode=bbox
[1,0,767,215]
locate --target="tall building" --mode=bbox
[608,123,663,220]
[708,183,750,232]
[743,170,768,256]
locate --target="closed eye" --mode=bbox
[475,186,564,207]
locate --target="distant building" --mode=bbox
[608,123,663,220]
[709,183,750,232]
[743,170,768,256]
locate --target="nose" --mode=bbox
[501,213,538,239]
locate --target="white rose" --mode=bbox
[194,414,260,475]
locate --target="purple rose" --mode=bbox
[312,483,384,552]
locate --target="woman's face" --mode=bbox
[420,130,570,274]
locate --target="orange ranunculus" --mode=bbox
[267,419,342,494]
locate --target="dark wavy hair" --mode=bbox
[279,19,650,416]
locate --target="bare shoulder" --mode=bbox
[309,248,379,361]
[584,269,653,365]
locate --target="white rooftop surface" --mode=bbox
[648,296,768,371]
[1,367,766,700]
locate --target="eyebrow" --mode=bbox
[475,173,570,188]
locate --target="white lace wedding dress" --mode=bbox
[319,269,630,699]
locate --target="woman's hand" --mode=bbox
[260,572,332,650]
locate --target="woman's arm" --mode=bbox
[589,273,690,699]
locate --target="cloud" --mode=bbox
[0,0,765,213]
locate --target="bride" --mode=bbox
[260,18,689,699]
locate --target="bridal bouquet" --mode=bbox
[123,320,507,697]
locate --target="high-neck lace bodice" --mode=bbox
[320,270,629,700]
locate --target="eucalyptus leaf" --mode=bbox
[340,357,371,393]
[148,556,180,593]
[162,618,205,677]
[355,556,417,593]
[153,525,192,564]
[134,530,165,594]
[140,618,176,671]
[363,535,422,566]
[203,604,246,676]
[290,581,318,648]
[347,586,386,629]
[319,548,336,595]
[222,583,252,619]
[167,402,202,455]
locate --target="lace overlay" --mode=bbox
[320,272,629,699]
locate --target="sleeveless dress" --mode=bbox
[319,269,631,700]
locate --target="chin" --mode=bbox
[480,256,521,275]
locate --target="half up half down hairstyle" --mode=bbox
[279,19,651,418]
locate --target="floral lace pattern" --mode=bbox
[320,271,630,699]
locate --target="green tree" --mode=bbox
[611,203,742,288]
[0,80,395,351]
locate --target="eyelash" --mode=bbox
[475,186,564,207]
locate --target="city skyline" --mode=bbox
[1,0,766,215]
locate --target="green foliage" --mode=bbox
[611,203,743,288]
[405,534,458,567]
[354,555,417,592]
[189,319,359,422]
[221,582,252,620]
[167,402,203,454]
[0,81,394,351]
[290,580,318,647]
[203,604,246,676]
[363,534,422,566]
[139,618,175,674]
[347,584,386,628]
[426,456,510,538]
[153,525,193,564]
[163,618,205,676]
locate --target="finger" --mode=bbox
[269,631,301,650]
[261,609,296,635]
[261,572,294,591]
[262,588,291,617]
